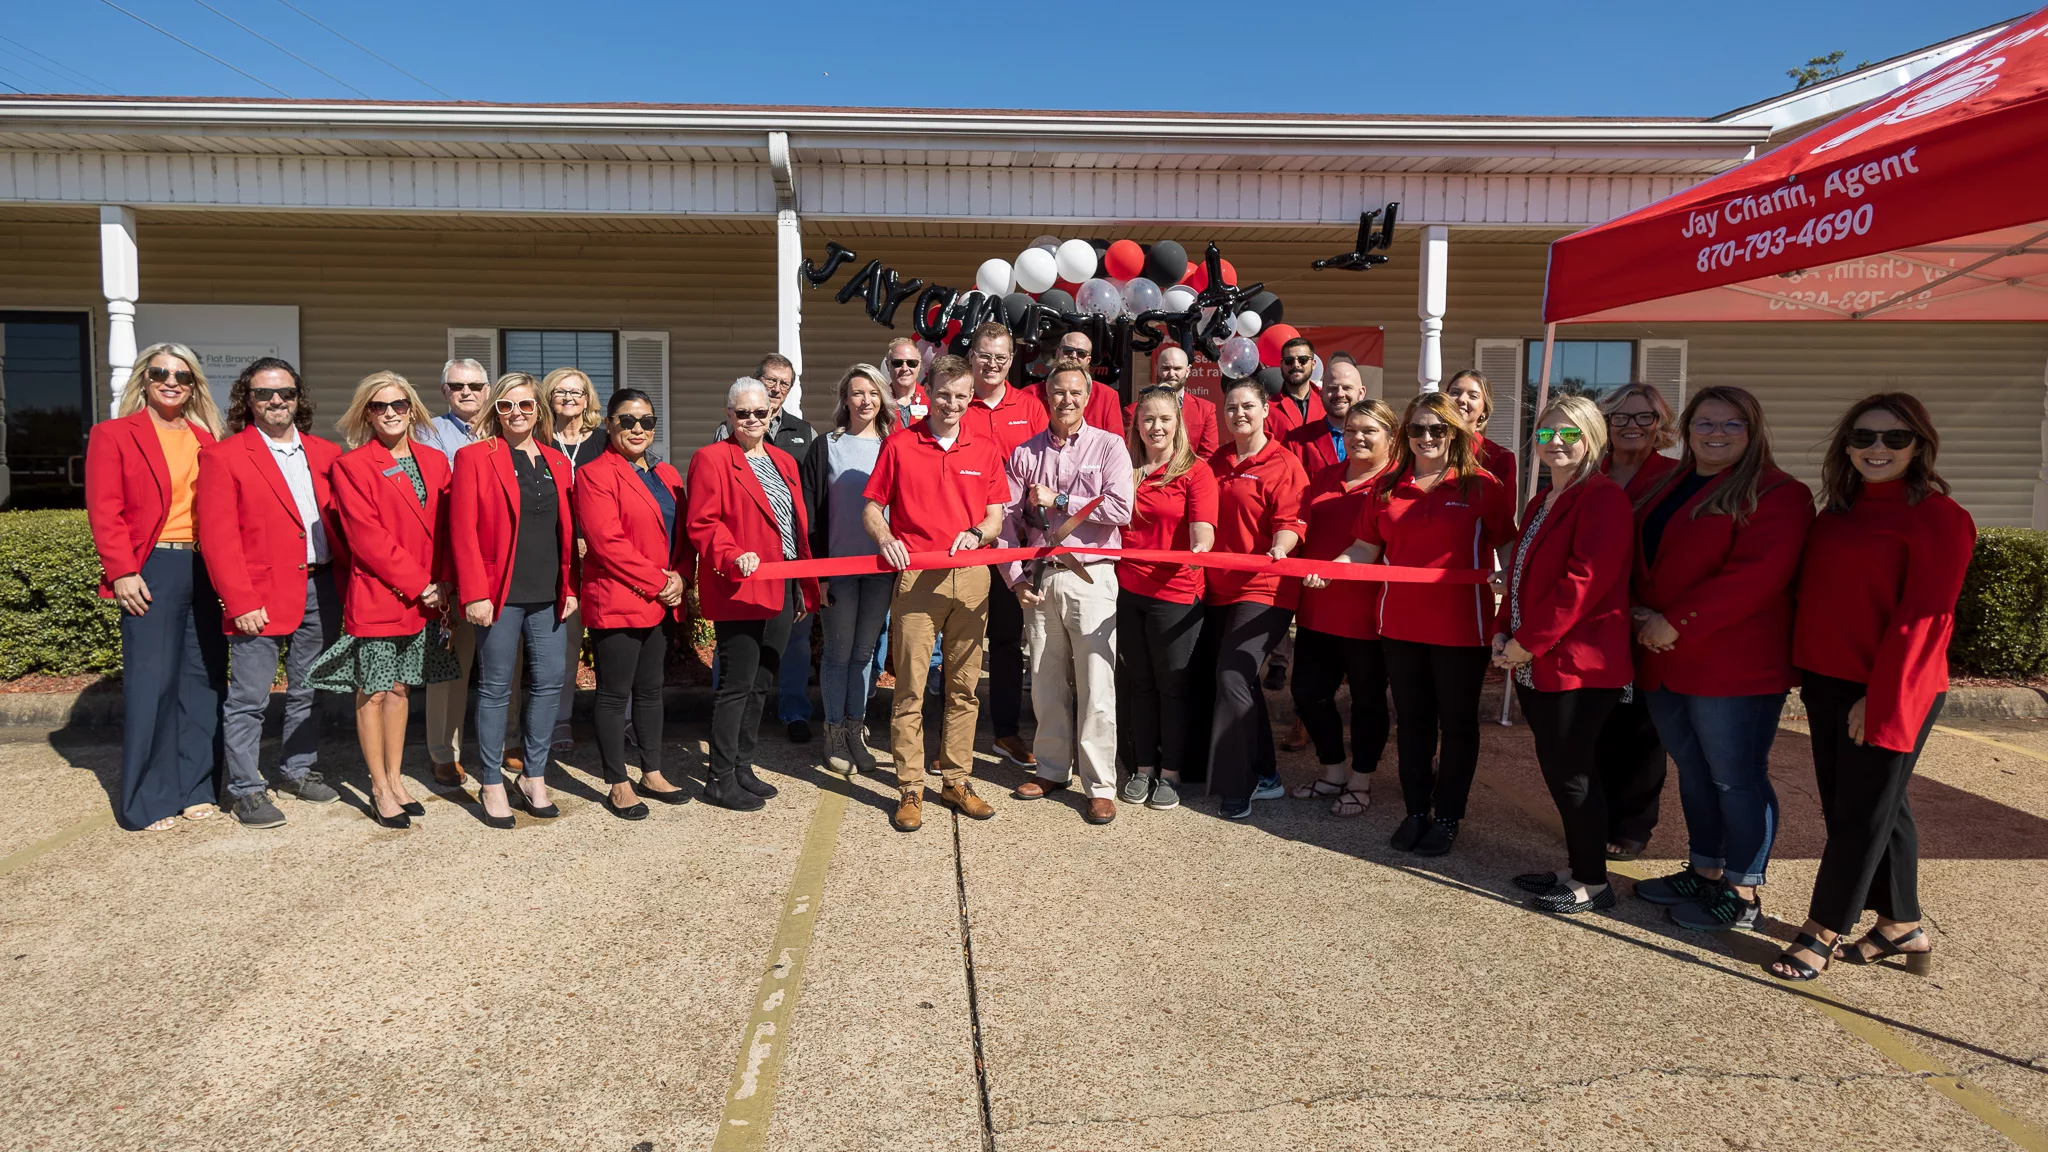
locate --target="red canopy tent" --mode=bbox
[1531,4,2048,489]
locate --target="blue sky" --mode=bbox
[0,1,2027,117]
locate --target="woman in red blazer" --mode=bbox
[1769,394,1973,982]
[85,343,228,831]
[310,371,460,829]
[1591,383,1682,861]
[449,373,577,825]
[573,388,691,819]
[1491,395,1635,914]
[1629,385,1814,934]
[1443,368,1518,485]
[686,378,821,811]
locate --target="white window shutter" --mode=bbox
[446,327,498,380]
[1473,338,1522,451]
[1638,339,1688,420]
[621,330,672,462]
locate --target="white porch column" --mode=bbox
[768,131,805,415]
[100,205,139,417]
[1417,224,1448,392]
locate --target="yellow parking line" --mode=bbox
[0,810,115,879]
[1930,724,2048,764]
[711,779,851,1152]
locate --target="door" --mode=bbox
[0,312,94,510]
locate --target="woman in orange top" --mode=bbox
[84,343,228,831]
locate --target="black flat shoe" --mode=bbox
[1412,818,1459,857]
[510,782,560,819]
[639,783,688,805]
[702,774,767,812]
[1390,813,1430,852]
[734,764,779,799]
[400,801,426,817]
[1514,870,1566,894]
[1530,883,1616,915]
[605,796,650,821]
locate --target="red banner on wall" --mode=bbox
[1159,326,1385,404]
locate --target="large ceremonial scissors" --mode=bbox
[1024,493,1107,592]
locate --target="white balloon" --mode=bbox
[1122,276,1163,314]
[1014,247,1058,294]
[1233,311,1263,337]
[1075,277,1124,318]
[1311,354,1325,385]
[1218,336,1261,379]
[1162,284,1199,313]
[975,258,1014,297]
[1055,239,1098,284]
[1031,235,1061,254]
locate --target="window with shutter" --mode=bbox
[1638,339,1688,432]
[446,328,499,380]
[621,331,671,462]
[1473,338,1522,450]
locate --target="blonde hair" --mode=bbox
[1535,394,1608,489]
[337,370,430,449]
[1597,383,1679,452]
[834,363,895,432]
[542,367,602,434]
[118,342,225,437]
[1126,389,1197,484]
[475,372,554,442]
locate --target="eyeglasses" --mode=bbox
[495,398,539,415]
[445,380,486,394]
[366,398,412,416]
[1691,418,1749,436]
[145,366,196,387]
[1407,422,1450,440]
[1847,428,1918,450]
[1281,355,1314,366]
[551,389,588,402]
[759,376,794,391]
[1608,411,1659,428]
[887,358,920,370]
[613,414,659,432]
[971,352,1013,366]
[732,407,772,422]
[1533,427,1583,445]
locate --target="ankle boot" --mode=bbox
[702,766,766,811]
[734,762,780,799]
[823,721,854,776]
[846,723,878,775]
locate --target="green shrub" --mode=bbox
[0,509,123,679]
[1950,527,2048,680]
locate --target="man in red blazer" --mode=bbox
[1281,353,1365,475]
[195,359,344,828]
[1122,345,1219,458]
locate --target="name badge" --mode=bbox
[381,465,406,477]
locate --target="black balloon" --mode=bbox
[1141,240,1188,287]
[913,284,958,342]
[1130,310,1173,354]
[1255,365,1284,395]
[1037,287,1075,314]
[876,270,924,328]
[1243,290,1283,328]
[835,258,884,306]
[798,241,857,287]
[1001,292,1036,331]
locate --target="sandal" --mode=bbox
[144,816,179,831]
[1330,788,1370,817]
[1843,927,1934,975]
[181,804,215,821]
[1290,778,1344,800]
[1767,931,1840,982]
[1605,839,1645,861]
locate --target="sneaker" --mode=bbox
[1635,867,1714,907]
[232,792,286,829]
[1250,774,1286,801]
[786,719,813,744]
[1669,882,1761,932]
[1413,818,1459,857]
[1146,777,1181,811]
[1390,813,1430,851]
[822,721,854,777]
[846,724,879,775]
[1219,795,1252,820]
[278,771,339,804]
[993,736,1037,769]
[1119,771,1153,805]
[1531,883,1616,915]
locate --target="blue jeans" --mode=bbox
[777,611,814,724]
[820,574,892,724]
[474,601,567,785]
[1645,688,1785,886]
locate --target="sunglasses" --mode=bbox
[251,387,299,404]
[145,366,196,387]
[1407,422,1450,440]
[1608,411,1659,428]
[366,398,413,416]
[1058,345,1091,357]
[887,358,920,370]
[613,414,659,432]
[1847,428,1918,450]
[1534,427,1583,445]
[1281,355,1314,366]
[1691,418,1749,436]
[445,380,486,394]
[495,398,539,415]
[732,407,772,422]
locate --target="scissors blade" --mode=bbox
[1044,493,1105,583]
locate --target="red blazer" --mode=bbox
[573,448,693,629]
[1266,388,1326,440]
[450,439,577,616]
[1632,467,1814,697]
[684,440,822,622]
[195,427,345,636]
[328,440,452,638]
[1493,475,1635,691]
[1603,450,1679,503]
[84,410,219,596]
[1281,417,1343,475]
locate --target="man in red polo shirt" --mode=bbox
[1125,345,1219,458]
[863,354,1008,832]
[1023,329,1124,436]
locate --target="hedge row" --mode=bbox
[5,509,2047,682]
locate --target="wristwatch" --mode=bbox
[1054,493,1069,511]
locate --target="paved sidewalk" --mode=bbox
[2,687,2044,1151]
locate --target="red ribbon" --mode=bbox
[749,547,1486,584]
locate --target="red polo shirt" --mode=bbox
[1118,460,1220,604]
[1294,462,1386,640]
[862,419,1008,552]
[1206,438,1310,608]
[1352,467,1514,647]
[965,384,1048,456]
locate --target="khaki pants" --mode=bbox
[1023,564,1119,799]
[889,565,990,787]
[424,617,522,765]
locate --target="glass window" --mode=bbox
[1520,338,1635,442]
[502,330,617,406]
[2,311,94,510]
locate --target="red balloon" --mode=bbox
[1219,259,1238,287]
[1257,323,1302,367]
[1103,239,1145,281]
[1052,278,1082,297]
[1181,258,1237,293]
[944,319,962,342]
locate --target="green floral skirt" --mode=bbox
[310,624,462,695]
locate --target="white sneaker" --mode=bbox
[1250,775,1286,801]
[822,721,854,776]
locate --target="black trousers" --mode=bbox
[592,621,670,785]
[1382,638,1492,821]
[1207,602,1293,801]
[1801,671,1941,935]
[1116,591,1205,776]
[1517,683,1624,885]
[987,570,1025,739]
[1291,628,1389,774]
[118,548,227,830]
[1596,692,1667,847]
[710,584,796,779]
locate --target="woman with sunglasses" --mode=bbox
[542,367,609,754]
[1593,383,1682,861]
[687,378,822,810]
[1494,396,1635,913]
[450,373,577,825]
[1442,369,1518,485]
[1289,400,1398,816]
[1768,394,1972,981]
[1630,386,1813,932]
[1337,391,1515,856]
[1205,380,1309,821]
[800,364,897,776]
[85,343,230,831]
[572,389,690,819]
[313,372,461,829]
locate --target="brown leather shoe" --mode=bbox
[1013,775,1071,800]
[940,781,995,820]
[1281,721,1311,752]
[893,788,924,833]
[432,760,467,787]
[992,736,1037,768]
[1084,797,1116,825]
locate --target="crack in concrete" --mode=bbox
[953,810,997,1152]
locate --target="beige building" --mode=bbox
[2,22,2042,523]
